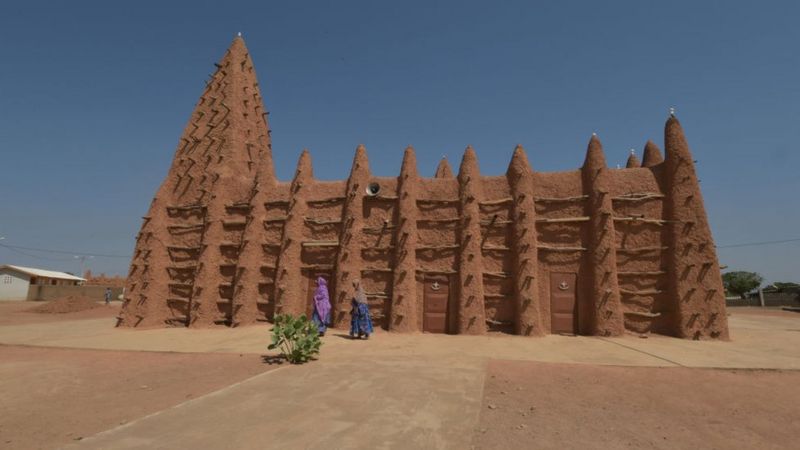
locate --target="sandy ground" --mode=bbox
[0,301,120,326]
[0,345,276,450]
[0,306,796,449]
[474,360,800,450]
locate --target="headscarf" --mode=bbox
[313,277,331,320]
[353,279,368,305]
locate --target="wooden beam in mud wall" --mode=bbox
[581,135,624,336]
[456,147,487,335]
[193,175,262,328]
[663,116,729,339]
[507,146,543,336]
[333,145,371,328]
[231,178,278,326]
[390,147,420,332]
[120,196,177,328]
[273,150,314,317]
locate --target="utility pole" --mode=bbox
[74,255,94,278]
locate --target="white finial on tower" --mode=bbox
[592,132,597,136]
[237,31,242,37]
[441,154,446,160]
[630,148,635,155]
[669,106,675,116]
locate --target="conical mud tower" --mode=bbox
[120,36,272,328]
[121,37,729,340]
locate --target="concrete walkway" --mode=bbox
[66,355,487,450]
[1,309,797,449]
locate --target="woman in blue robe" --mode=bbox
[349,279,374,339]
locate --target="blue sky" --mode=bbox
[0,0,798,282]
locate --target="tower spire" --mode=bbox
[435,156,454,178]
[642,140,664,167]
[121,34,274,328]
[625,148,641,168]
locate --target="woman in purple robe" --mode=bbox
[311,277,331,336]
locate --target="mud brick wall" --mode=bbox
[119,36,729,339]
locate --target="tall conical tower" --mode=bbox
[457,147,487,334]
[581,135,624,336]
[663,115,729,339]
[390,147,420,331]
[120,35,273,327]
[506,146,542,335]
[332,146,372,327]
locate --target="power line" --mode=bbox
[0,243,130,259]
[0,244,76,261]
[717,238,800,249]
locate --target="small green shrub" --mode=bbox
[268,314,322,364]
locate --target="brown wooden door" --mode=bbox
[423,276,450,333]
[306,271,333,318]
[550,272,577,334]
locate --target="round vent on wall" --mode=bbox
[365,183,381,196]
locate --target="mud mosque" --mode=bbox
[119,36,729,339]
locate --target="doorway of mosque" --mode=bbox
[423,275,450,333]
[550,272,577,335]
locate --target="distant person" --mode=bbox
[311,277,331,336]
[349,279,373,339]
[104,288,112,305]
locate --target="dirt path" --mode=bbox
[0,345,276,450]
[474,360,800,450]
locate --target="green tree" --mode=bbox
[722,271,764,299]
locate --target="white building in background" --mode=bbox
[0,265,86,301]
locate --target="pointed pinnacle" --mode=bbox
[435,157,454,178]
[583,134,607,170]
[626,150,641,168]
[351,144,370,173]
[294,149,314,181]
[642,140,664,167]
[665,115,691,164]
[401,146,419,178]
[227,33,248,56]
[458,146,480,181]
[508,144,532,175]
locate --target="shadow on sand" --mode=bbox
[261,355,287,365]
